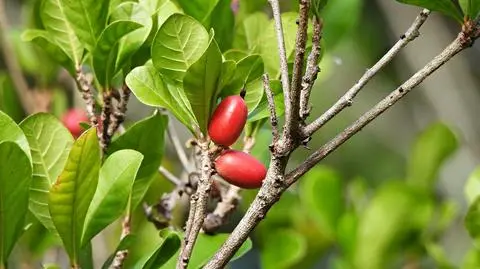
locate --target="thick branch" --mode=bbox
[203,28,472,269]
[299,18,323,121]
[303,9,430,137]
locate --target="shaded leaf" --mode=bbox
[459,0,480,20]
[0,142,32,266]
[223,49,248,62]
[134,230,181,269]
[49,128,101,265]
[465,196,480,247]
[208,0,234,51]
[20,113,74,233]
[0,74,24,122]
[82,150,143,244]
[322,0,362,48]
[311,0,329,18]
[221,54,264,96]
[396,0,463,22]
[260,229,307,269]
[177,0,218,24]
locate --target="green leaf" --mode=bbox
[151,14,210,84]
[466,196,480,247]
[466,167,480,205]
[126,65,199,134]
[407,123,458,191]
[21,29,75,75]
[0,110,31,161]
[60,0,109,52]
[300,166,343,240]
[82,150,143,244]
[134,230,181,269]
[110,2,153,72]
[93,21,143,88]
[177,0,219,24]
[233,12,269,51]
[0,74,24,122]
[353,182,432,269]
[247,79,284,122]
[0,142,32,266]
[218,60,237,90]
[322,0,362,48]
[311,0,329,18]
[396,0,464,22]
[208,0,234,51]
[459,0,480,19]
[49,128,101,265]
[221,54,264,96]
[19,113,74,233]
[161,233,252,268]
[336,211,358,260]
[183,32,222,134]
[260,229,307,269]
[107,113,167,210]
[102,234,136,269]
[223,49,249,62]
[41,0,84,65]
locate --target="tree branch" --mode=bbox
[302,9,431,137]
[74,68,98,128]
[203,25,475,269]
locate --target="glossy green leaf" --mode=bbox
[260,229,307,269]
[126,65,198,134]
[19,113,74,233]
[177,0,218,23]
[0,110,31,161]
[208,0,234,51]
[93,21,143,88]
[161,234,252,268]
[111,2,153,72]
[221,54,264,96]
[459,0,480,19]
[396,0,463,22]
[21,29,75,74]
[248,79,284,122]
[233,12,269,51]
[82,150,143,244]
[41,0,84,65]
[407,123,458,191]
[466,167,480,205]
[151,14,210,84]
[107,113,167,210]
[49,128,101,265]
[0,142,32,266]
[183,33,222,134]
[60,0,109,52]
[223,49,248,62]
[102,234,136,269]
[353,182,432,269]
[134,230,181,269]
[300,166,343,239]
[0,74,24,122]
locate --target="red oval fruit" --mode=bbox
[62,108,88,138]
[208,95,248,146]
[215,150,267,189]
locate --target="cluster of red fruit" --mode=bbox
[208,95,267,189]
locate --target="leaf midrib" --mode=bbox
[54,0,81,65]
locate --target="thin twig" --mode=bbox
[110,215,131,269]
[75,68,98,128]
[177,141,214,269]
[302,9,431,137]
[203,26,475,269]
[0,0,35,114]
[263,74,279,142]
[167,117,194,173]
[159,166,182,186]
[299,17,323,121]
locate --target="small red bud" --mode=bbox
[215,150,267,189]
[208,96,248,146]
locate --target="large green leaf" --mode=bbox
[151,14,210,84]
[177,0,219,24]
[82,150,143,244]
[218,60,237,90]
[232,12,269,51]
[353,182,433,269]
[459,0,480,19]
[60,0,109,52]
[406,123,458,192]
[0,142,32,266]
[134,230,181,269]
[300,166,343,240]
[49,128,101,265]
[93,21,143,88]
[396,0,464,22]
[0,110,31,161]
[183,33,222,134]
[41,0,84,65]
[111,2,153,72]
[19,113,74,233]
[247,79,284,122]
[221,54,264,97]
[21,29,75,74]
[208,0,234,51]
[260,229,307,269]
[107,113,167,210]
[466,167,480,205]
[161,234,252,268]
[126,65,198,134]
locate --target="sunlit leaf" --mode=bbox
[260,229,307,269]
[233,12,269,51]
[0,110,31,161]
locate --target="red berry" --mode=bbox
[208,96,247,146]
[62,109,88,138]
[215,150,267,189]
